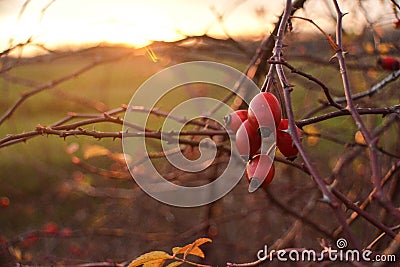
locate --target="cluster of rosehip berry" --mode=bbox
[224,92,301,192]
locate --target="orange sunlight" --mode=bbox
[0,0,278,56]
[0,0,392,57]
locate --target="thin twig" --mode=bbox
[0,54,131,126]
[297,104,400,128]
[333,69,400,103]
[268,59,342,109]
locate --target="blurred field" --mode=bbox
[1,36,400,265]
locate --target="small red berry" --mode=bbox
[377,57,400,71]
[0,197,10,208]
[43,222,58,235]
[277,119,302,160]
[224,110,248,133]
[27,232,38,243]
[60,228,72,237]
[248,92,282,134]
[235,120,261,161]
[70,244,83,256]
[246,154,275,192]
[394,20,400,29]
[21,233,38,249]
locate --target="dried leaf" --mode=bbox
[128,251,172,267]
[378,43,393,54]
[109,153,130,164]
[363,42,374,54]
[172,246,205,258]
[172,237,211,258]
[303,125,320,147]
[83,145,110,159]
[143,259,166,267]
[355,131,366,145]
[165,261,183,267]
[193,237,212,247]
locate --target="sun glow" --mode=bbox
[0,0,391,57]
[1,0,277,57]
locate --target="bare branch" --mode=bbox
[334,69,400,103]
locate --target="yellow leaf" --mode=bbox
[128,251,172,267]
[165,261,183,267]
[363,42,374,54]
[83,145,110,159]
[109,153,131,164]
[172,237,211,258]
[172,246,205,258]
[303,125,320,147]
[193,237,212,247]
[172,246,182,254]
[355,131,366,145]
[378,43,393,54]
[143,259,166,267]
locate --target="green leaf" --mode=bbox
[128,251,172,267]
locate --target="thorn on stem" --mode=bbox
[321,194,331,204]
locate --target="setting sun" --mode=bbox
[0,0,288,56]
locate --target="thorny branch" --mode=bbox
[332,0,400,219]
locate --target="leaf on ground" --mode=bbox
[128,251,172,267]
[83,145,110,159]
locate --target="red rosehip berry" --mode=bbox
[235,120,261,161]
[246,154,275,192]
[224,110,248,133]
[394,20,400,29]
[377,57,400,71]
[43,222,58,235]
[70,244,83,256]
[60,228,73,237]
[277,119,302,160]
[20,233,38,249]
[248,92,282,137]
[0,197,10,208]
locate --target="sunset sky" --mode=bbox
[0,0,394,56]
